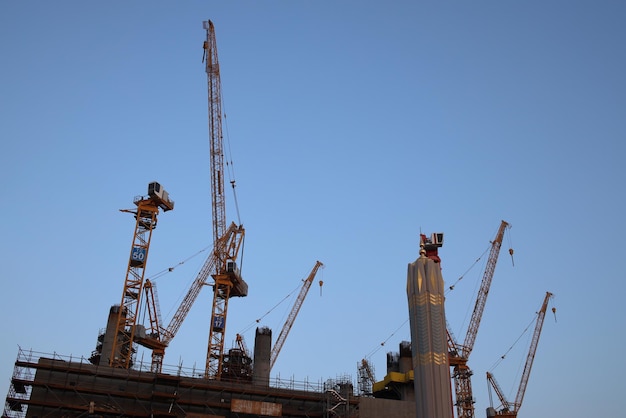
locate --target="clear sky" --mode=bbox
[1,1,624,416]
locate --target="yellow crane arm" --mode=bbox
[269,261,324,370]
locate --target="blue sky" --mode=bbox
[1,1,624,416]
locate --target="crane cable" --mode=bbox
[221,89,242,226]
[360,245,492,361]
[365,318,409,360]
[239,280,306,335]
[221,95,246,275]
[147,245,213,281]
[238,266,325,339]
[488,314,536,372]
[446,245,490,295]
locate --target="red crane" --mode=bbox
[448,220,511,418]
[486,291,554,417]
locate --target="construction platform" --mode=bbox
[3,347,416,418]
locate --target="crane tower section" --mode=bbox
[203,20,247,380]
[109,182,174,369]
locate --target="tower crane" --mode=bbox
[486,291,554,417]
[109,182,174,368]
[448,220,511,418]
[128,22,246,375]
[136,222,242,373]
[203,19,247,380]
[270,261,324,370]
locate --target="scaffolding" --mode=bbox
[2,348,333,418]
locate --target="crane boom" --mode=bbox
[269,261,324,370]
[486,291,553,417]
[515,291,553,409]
[451,220,510,418]
[204,20,226,248]
[463,220,510,357]
[486,372,511,413]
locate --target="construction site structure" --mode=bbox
[357,358,376,396]
[4,341,419,418]
[486,291,554,417]
[448,220,511,418]
[102,182,174,369]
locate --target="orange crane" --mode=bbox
[109,182,174,368]
[203,19,247,380]
[269,261,324,370]
[131,22,246,376]
[486,291,554,417]
[448,220,511,418]
[137,222,242,373]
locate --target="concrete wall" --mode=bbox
[359,397,416,418]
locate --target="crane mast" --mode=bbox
[270,261,324,370]
[486,291,553,417]
[109,182,174,369]
[203,20,247,380]
[449,220,510,418]
[131,22,246,375]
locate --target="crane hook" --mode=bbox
[508,248,515,266]
[319,280,324,296]
[552,307,557,322]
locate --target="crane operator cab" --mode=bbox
[148,181,175,212]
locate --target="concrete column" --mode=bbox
[253,327,272,386]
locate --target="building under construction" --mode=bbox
[3,18,551,418]
[3,334,418,418]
